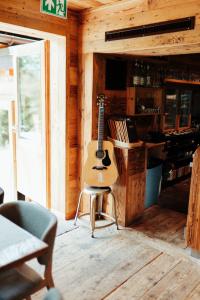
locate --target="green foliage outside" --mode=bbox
[0,110,9,147]
[18,55,41,134]
[0,54,41,146]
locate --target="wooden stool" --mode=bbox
[74,186,119,237]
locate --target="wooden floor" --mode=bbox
[131,205,187,249]
[33,207,200,300]
[159,178,190,214]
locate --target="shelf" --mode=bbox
[133,113,161,116]
[164,78,200,86]
[129,86,163,89]
[165,156,192,165]
[145,142,166,149]
[162,173,191,188]
[108,137,144,149]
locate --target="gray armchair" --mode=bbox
[0,187,4,204]
[0,201,57,300]
[43,288,63,300]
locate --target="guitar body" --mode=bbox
[84,140,118,187]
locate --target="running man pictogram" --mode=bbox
[56,0,64,14]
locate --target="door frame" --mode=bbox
[0,22,66,215]
[0,98,16,201]
[8,41,50,207]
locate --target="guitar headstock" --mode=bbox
[97,94,106,108]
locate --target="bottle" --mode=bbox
[140,61,145,87]
[133,60,140,86]
[146,64,151,87]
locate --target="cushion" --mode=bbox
[0,187,4,204]
[0,264,43,300]
[44,288,63,300]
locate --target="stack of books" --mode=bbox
[108,117,138,143]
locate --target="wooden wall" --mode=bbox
[79,0,200,189]
[92,54,127,140]
[81,0,200,56]
[66,13,80,219]
[0,0,80,219]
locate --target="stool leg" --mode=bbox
[90,194,96,238]
[110,192,119,230]
[74,191,83,225]
[98,194,103,219]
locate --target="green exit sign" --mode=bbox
[41,0,67,19]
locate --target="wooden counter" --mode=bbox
[112,142,147,227]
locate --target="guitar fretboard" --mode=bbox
[98,106,104,151]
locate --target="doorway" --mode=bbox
[94,52,200,254]
[128,53,200,252]
[0,40,50,207]
[0,23,66,215]
[0,99,15,202]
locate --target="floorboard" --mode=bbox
[141,260,200,300]
[32,206,200,300]
[105,253,180,300]
[186,284,200,299]
[132,205,187,249]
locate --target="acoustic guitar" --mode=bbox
[83,94,118,187]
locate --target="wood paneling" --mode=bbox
[187,147,200,251]
[0,0,73,36]
[0,1,80,219]
[81,0,200,56]
[66,12,80,219]
[68,0,122,11]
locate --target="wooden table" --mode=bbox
[0,215,48,271]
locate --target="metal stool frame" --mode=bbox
[74,187,119,237]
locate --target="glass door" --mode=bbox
[163,88,178,131]
[0,100,16,202]
[0,51,16,202]
[179,90,192,128]
[14,41,50,207]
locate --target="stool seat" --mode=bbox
[74,186,118,237]
[83,186,111,195]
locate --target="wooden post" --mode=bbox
[186,147,200,251]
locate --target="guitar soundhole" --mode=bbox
[96,150,104,159]
[102,150,111,167]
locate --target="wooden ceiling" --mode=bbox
[67,0,121,11]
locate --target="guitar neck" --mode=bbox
[98,106,104,151]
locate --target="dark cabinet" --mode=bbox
[163,87,192,131]
[164,88,178,131]
[179,90,192,128]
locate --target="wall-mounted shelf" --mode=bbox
[165,78,200,86]
[108,137,144,149]
[163,173,191,188]
[133,113,161,117]
[145,142,166,149]
[127,87,163,115]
